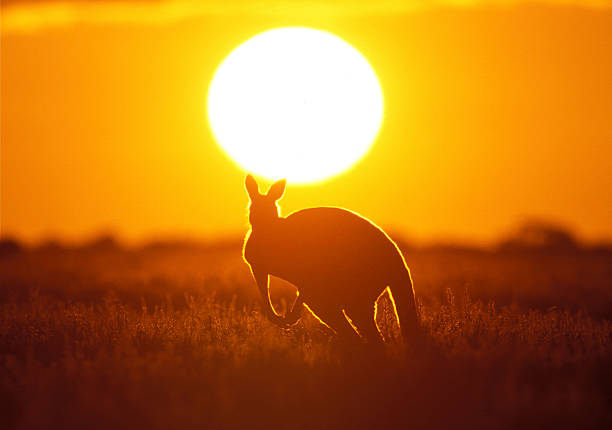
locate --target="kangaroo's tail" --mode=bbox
[388,267,421,348]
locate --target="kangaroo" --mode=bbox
[242,174,420,345]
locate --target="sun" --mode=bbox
[207,27,384,184]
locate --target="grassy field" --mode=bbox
[0,237,611,429]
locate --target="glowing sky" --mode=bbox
[2,1,611,244]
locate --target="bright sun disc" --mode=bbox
[207,27,384,184]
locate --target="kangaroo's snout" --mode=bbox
[245,174,286,228]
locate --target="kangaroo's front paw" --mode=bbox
[273,317,293,330]
[264,312,290,329]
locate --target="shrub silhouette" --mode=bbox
[0,238,21,257]
[242,174,419,345]
[498,219,579,253]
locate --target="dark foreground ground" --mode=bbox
[0,235,610,429]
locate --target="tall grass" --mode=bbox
[1,287,610,429]
[0,243,611,429]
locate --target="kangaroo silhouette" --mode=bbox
[243,174,420,345]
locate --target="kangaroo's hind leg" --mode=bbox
[306,302,361,342]
[345,300,384,345]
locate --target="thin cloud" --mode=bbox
[2,0,611,33]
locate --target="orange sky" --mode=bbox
[2,1,612,245]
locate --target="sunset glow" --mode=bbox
[2,1,612,244]
[207,27,384,184]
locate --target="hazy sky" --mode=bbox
[2,1,611,244]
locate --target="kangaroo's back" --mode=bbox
[285,207,400,266]
[247,207,407,289]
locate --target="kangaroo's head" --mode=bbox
[245,174,286,229]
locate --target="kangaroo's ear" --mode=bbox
[245,174,260,200]
[267,179,287,201]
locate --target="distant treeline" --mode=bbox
[1,219,611,255]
